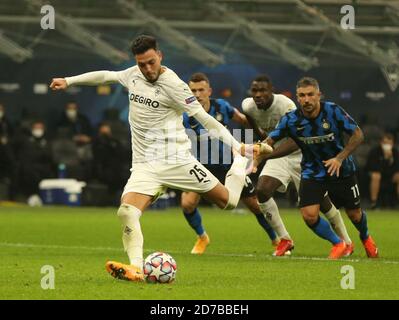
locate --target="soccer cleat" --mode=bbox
[105,261,144,282]
[362,235,379,258]
[343,242,355,257]
[328,241,347,260]
[191,233,210,255]
[272,238,280,248]
[273,238,294,256]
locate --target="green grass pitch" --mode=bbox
[0,205,398,300]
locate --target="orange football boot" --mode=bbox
[362,235,379,258]
[105,261,144,282]
[191,233,210,255]
[328,241,347,259]
[273,238,294,256]
[343,242,355,257]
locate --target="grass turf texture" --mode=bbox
[0,206,398,300]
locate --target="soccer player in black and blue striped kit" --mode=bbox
[259,77,378,259]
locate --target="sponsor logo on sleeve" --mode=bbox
[185,96,197,104]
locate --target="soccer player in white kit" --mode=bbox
[242,75,353,256]
[50,35,252,282]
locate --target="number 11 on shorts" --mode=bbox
[351,184,360,198]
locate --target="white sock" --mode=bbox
[224,155,248,210]
[323,205,352,244]
[117,204,144,269]
[258,198,291,240]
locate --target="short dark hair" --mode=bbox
[252,74,272,86]
[31,119,45,127]
[131,35,158,55]
[296,77,320,90]
[382,132,395,141]
[189,72,210,84]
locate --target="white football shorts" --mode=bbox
[122,157,220,199]
[259,154,302,193]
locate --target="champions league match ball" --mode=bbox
[143,252,177,284]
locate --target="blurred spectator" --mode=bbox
[103,108,130,148]
[57,101,93,145]
[16,120,56,199]
[56,102,93,176]
[354,114,384,198]
[92,123,130,204]
[358,114,383,146]
[51,127,92,181]
[366,133,399,209]
[0,103,17,200]
[0,103,14,143]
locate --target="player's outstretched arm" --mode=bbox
[231,109,252,129]
[250,138,300,173]
[193,108,244,154]
[50,70,121,90]
[50,78,68,91]
[261,138,299,160]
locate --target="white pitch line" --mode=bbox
[0,242,398,264]
[0,242,121,252]
[0,242,255,258]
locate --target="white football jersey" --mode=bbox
[242,94,299,149]
[114,66,203,164]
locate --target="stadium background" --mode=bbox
[1,0,399,205]
[1,0,398,127]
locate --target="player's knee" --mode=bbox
[256,185,273,202]
[301,210,319,226]
[346,208,362,223]
[181,198,198,213]
[242,196,260,214]
[117,204,130,218]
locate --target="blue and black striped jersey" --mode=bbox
[183,98,235,168]
[269,101,358,180]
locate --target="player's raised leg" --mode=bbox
[181,191,210,254]
[203,154,248,210]
[105,191,153,282]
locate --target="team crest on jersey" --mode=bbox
[132,77,139,86]
[154,86,161,96]
[216,113,223,122]
[322,119,330,130]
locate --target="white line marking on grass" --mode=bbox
[0,242,121,252]
[0,242,255,258]
[0,242,398,264]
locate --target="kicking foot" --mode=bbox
[105,261,144,282]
